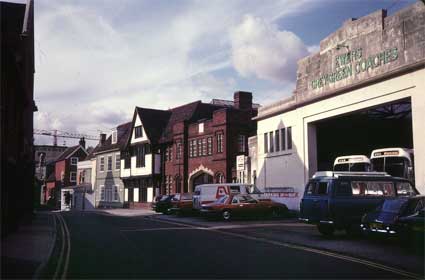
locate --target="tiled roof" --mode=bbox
[136,107,171,144]
[55,145,81,161]
[93,122,132,154]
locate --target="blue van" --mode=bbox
[299,171,418,236]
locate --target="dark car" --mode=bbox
[200,194,288,221]
[153,194,175,214]
[361,196,425,243]
[299,171,418,236]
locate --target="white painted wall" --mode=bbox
[130,114,149,144]
[257,69,425,210]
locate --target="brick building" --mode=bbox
[121,91,257,207]
[162,92,258,194]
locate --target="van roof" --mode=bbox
[194,183,252,188]
[312,171,390,179]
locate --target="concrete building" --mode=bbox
[1,0,36,236]
[93,122,131,208]
[254,2,425,210]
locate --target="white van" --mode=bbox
[192,183,262,210]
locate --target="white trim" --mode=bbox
[70,157,78,165]
[65,146,88,159]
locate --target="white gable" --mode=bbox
[131,113,149,144]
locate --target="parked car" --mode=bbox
[169,193,194,215]
[299,171,418,236]
[200,194,288,221]
[151,195,165,211]
[192,183,262,211]
[361,196,425,243]
[153,194,175,214]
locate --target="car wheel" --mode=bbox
[317,224,335,236]
[222,210,231,221]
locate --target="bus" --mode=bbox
[333,155,371,172]
[370,148,414,182]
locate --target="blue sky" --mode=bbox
[17,0,416,146]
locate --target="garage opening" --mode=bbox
[314,98,413,171]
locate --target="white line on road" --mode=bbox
[146,216,422,279]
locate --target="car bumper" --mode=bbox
[360,223,398,235]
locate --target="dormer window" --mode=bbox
[135,126,143,138]
[198,123,204,134]
[112,130,117,144]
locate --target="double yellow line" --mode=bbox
[53,213,71,280]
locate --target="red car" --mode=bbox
[200,194,288,221]
[169,193,194,215]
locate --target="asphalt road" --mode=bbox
[43,211,424,279]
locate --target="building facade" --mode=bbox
[254,2,425,210]
[93,122,131,208]
[1,1,36,236]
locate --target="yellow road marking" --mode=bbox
[147,217,422,279]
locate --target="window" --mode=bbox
[335,181,352,196]
[124,188,128,202]
[189,140,194,158]
[112,131,117,144]
[79,170,86,183]
[197,139,202,156]
[217,133,223,153]
[123,151,131,169]
[396,182,416,196]
[169,146,173,161]
[176,141,182,159]
[287,127,292,150]
[351,181,395,196]
[275,130,280,151]
[199,123,204,133]
[115,153,120,170]
[281,128,286,151]
[100,157,105,172]
[269,132,274,153]
[317,182,328,195]
[264,133,268,153]
[107,155,113,171]
[238,135,246,153]
[306,182,315,195]
[70,172,77,182]
[193,139,198,157]
[136,145,145,167]
[207,137,212,155]
[134,126,143,138]
[114,186,119,201]
[70,157,78,165]
[202,138,207,156]
[134,188,139,202]
[100,186,105,201]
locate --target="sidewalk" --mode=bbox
[1,211,56,279]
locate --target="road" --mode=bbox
[43,211,424,279]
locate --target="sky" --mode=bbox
[12,0,418,147]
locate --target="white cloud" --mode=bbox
[230,15,308,82]
[307,44,320,54]
[33,0,315,145]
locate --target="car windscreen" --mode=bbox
[371,158,384,172]
[350,162,370,172]
[385,157,407,178]
[160,195,169,201]
[380,199,408,213]
[216,196,228,204]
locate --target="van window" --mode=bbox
[351,181,395,197]
[317,182,328,195]
[396,182,416,196]
[230,186,240,194]
[194,189,201,196]
[306,182,316,195]
[335,181,352,196]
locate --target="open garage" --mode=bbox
[315,98,413,171]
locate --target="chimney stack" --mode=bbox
[99,133,106,146]
[233,91,252,110]
[79,137,86,149]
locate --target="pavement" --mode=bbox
[1,211,56,279]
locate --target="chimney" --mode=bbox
[233,91,252,110]
[99,133,106,146]
[79,137,86,149]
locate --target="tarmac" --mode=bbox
[1,211,56,279]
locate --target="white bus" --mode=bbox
[370,148,414,182]
[333,155,371,172]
